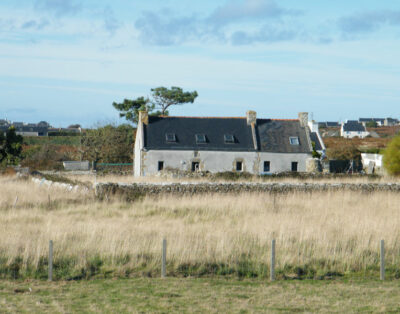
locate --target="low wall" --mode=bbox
[63,161,90,171]
[95,182,400,200]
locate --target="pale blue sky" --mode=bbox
[1,0,400,127]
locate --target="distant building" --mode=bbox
[341,120,369,138]
[0,120,50,136]
[318,121,340,128]
[359,118,384,127]
[384,118,399,126]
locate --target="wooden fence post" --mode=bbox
[161,238,167,278]
[380,239,385,281]
[13,196,18,208]
[48,240,53,281]
[270,239,276,281]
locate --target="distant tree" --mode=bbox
[383,135,400,176]
[151,86,198,115]
[366,121,378,128]
[113,86,198,124]
[0,127,23,166]
[68,124,81,129]
[327,143,361,161]
[81,124,135,163]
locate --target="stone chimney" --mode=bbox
[246,110,257,125]
[139,110,148,125]
[298,112,308,128]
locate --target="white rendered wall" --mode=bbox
[134,122,144,177]
[140,150,311,176]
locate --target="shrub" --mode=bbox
[383,135,400,176]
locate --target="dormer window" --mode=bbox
[195,134,206,144]
[165,133,176,142]
[289,137,299,145]
[224,134,235,143]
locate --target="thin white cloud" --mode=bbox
[339,10,400,35]
[134,0,301,46]
[34,0,82,17]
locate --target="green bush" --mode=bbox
[383,135,400,175]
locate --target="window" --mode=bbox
[192,162,200,172]
[289,137,299,145]
[165,133,176,142]
[195,134,206,144]
[224,134,235,143]
[236,161,243,172]
[264,161,270,172]
[158,161,164,171]
[291,162,298,172]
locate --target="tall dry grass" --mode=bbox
[1,175,399,279]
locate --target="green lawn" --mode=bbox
[1,278,400,313]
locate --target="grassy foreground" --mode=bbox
[2,175,400,279]
[2,277,400,313]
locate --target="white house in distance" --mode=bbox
[134,111,325,176]
[341,120,369,139]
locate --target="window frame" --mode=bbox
[236,161,243,172]
[165,133,176,143]
[158,161,164,171]
[263,161,270,172]
[195,134,207,144]
[289,136,300,145]
[224,134,235,144]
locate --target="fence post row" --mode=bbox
[270,239,276,281]
[161,238,167,278]
[48,240,53,281]
[380,239,385,281]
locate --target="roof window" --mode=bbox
[195,134,206,144]
[165,133,176,142]
[224,134,235,143]
[289,137,299,145]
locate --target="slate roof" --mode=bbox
[257,119,311,153]
[310,132,323,151]
[144,116,312,153]
[145,116,254,151]
[343,120,366,132]
[318,122,339,128]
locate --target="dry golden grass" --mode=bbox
[1,174,399,279]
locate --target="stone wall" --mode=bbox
[95,182,400,200]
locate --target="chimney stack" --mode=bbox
[139,110,149,125]
[298,112,308,128]
[246,110,257,125]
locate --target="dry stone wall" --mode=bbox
[95,182,400,200]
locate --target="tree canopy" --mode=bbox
[113,87,198,124]
[383,135,400,176]
[81,124,135,163]
[0,127,23,166]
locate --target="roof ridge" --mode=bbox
[155,116,299,121]
[158,116,245,119]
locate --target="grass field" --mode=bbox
[1,174,400,281]
[2,278,400,313]
[3,173,400,312]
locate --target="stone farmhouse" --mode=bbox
[134,111,324,176]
